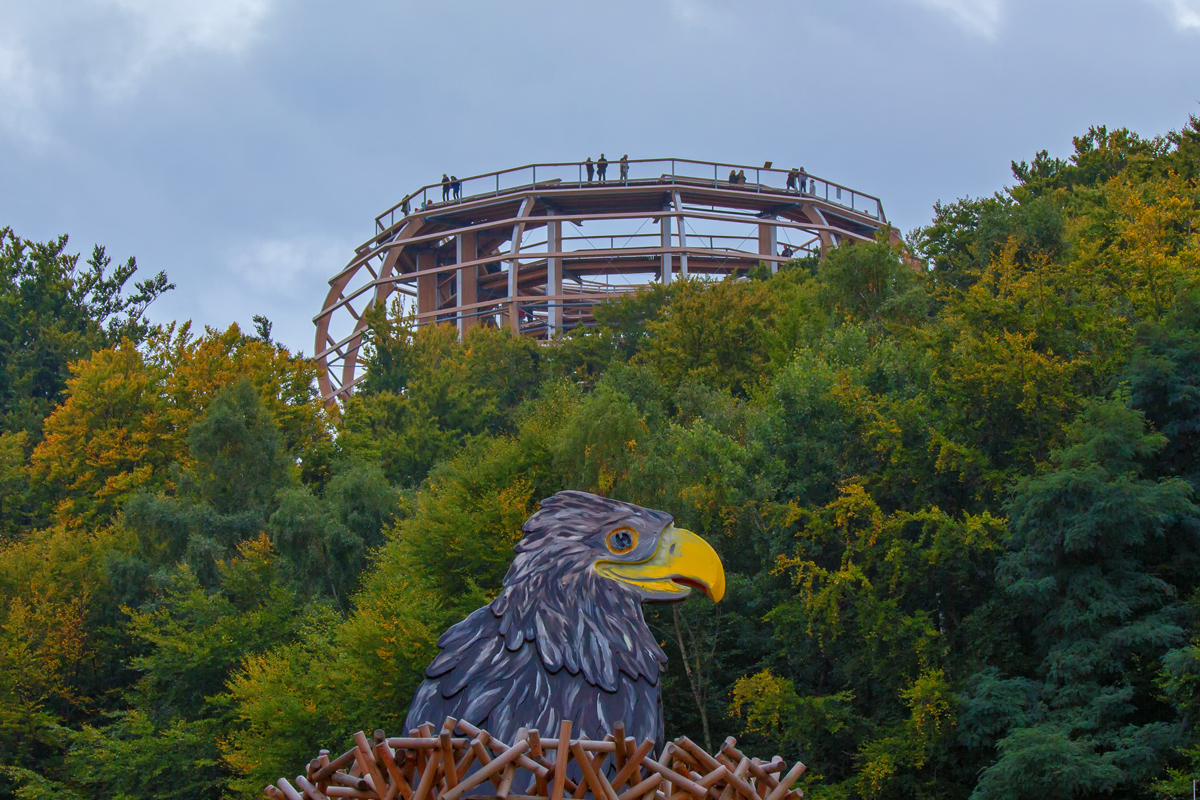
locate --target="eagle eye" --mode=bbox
[606,527,638,555]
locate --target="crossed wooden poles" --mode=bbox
[264,718,805,800]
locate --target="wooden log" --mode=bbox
[551,720,571,800]
[761,762,805,800]
[571,741,620,800]
[670,749,700,772]
[674,740,720,775]
[297,775,332,800]
[324,788,377,799]
[403,748,418,792]
[454,744,477,781]
[528,740,621,753]
[387,739,469,749]
[613,723,627,776]
[440,731,460,791]
[377,740,414,800]
[441,739,530,800]
[355,731,390,800]
[314,749,361,782]
[455,720,550,779]
[497,761,518,799]
[697,766,728,791]
[470,734,506,790]
[386,738,465,753]
[719,741,783,794]
[277,778,307,800]
[497,729,527,800]
[608,739,655,793]
[530,730,549,797]
[714,757,755,800]
[574,746,612,800]
[751,761,767,799]
[640,753,707,800]
[411,743,443,800]
[330,773,372,792]
[618,773,662,800]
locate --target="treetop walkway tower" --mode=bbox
[315,157,896,403]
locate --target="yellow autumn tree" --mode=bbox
[29,343,172,530]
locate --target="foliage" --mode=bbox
[6,114,1200,800]
[0,228,171,444]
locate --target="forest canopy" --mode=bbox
[2,116,1200,800]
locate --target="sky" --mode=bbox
[1,0,1198,354]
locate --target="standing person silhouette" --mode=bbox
[597,153,608,182]
[737,169,747,185]
[786,168,800,192]
[728,169,738,184]
[585,157,594,182]
[619,155,629,183]
[442,174,451,202]
[452,176,461,201]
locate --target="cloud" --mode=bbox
[665,0,738,32]
[227,234,351,295]
[1146,0,1200,30]
[0,0,276,141]
[217,233,360,354]
[106,0,274,54]
[906,0,1004,38]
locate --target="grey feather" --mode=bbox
[404,491,673,752]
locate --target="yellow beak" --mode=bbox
[594,526,726,602]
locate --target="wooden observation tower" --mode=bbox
[314,158,895,404]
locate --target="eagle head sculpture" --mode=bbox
[404,490,725,751]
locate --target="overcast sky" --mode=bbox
[1,0,1198,353]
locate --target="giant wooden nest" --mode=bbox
[314,157,897,405]
[265,718,806,800]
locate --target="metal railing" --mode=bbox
[375,158,886,233]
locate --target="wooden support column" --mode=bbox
[660,207,672,284]
[759,216,778,273]
[546,219,562,336]
[673,191,688,278]
[417,250,437,323]
[508,197,536,335]
[800,203,835,256]
[456,232,477,338]
[506,252,518,334]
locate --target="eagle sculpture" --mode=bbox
[404,491,725,751]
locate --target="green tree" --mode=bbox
[961,397,1199,799]
[0,228,171,443]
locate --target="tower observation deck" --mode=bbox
[314,157,897,403]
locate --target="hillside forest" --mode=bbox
[4,117,1200,800]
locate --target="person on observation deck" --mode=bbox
[585,157,594,182]
[798,167,808,194]
[442,174,451,202]
[728,168,738,184]
[401,197,411,216]
[620,155,629,183]
[786,168,800,192]
[597,154,609,182]
[452,176,461,201]
[737,169,747,185]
